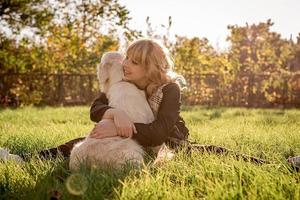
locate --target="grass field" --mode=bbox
[0,106,299,199]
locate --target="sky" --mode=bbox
[119,0,300,49]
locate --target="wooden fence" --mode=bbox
[0,73,98,106]
[1,73,300,107]
[183,73,300,108]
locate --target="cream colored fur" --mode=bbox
[69,52,155,171]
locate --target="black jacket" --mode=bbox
[90,82,189,147]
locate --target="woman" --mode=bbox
[88,38,189,149]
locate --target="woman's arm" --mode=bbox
[90,92,112,122]
[132,83,181,147]
[90,92,136,137]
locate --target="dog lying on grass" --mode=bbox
[69,52,155,171]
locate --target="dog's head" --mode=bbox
[97,52,125,94]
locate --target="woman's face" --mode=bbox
[122,55,147,86]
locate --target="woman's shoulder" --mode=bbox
[156,82,181,105]
[162,82,180,95]
[148,82,180,110]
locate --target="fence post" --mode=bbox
[88,75,93,102]
[215,74,221,106]
[79,75,84,102]
[247,73,254,107]
[57,74,65,104]
[283,76,288,108]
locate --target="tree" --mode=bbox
[227,20,296,105]
[172,36,233,104]
[0,0,53,40]
[227,19,294,74]
[0,0,140,74]
[0,0,139,106]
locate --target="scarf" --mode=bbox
[147,83,169,117]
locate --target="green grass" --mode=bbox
[0,106,299,199]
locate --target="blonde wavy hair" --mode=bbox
[126,39,182,97]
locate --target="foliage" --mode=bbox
[171,20,300,106]
[226,20,298,105]
[172,36,235,104]
[1,1,300,107]
[0,0,142,106]
[0,0,53,37]
[0,0,139,74]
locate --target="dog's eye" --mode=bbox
[132,60,138,65]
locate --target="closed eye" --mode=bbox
[125,55,139,65]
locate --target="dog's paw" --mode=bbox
[153,147,175,166]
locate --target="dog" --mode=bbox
[69,52,155,171]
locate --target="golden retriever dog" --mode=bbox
[69,52,154,171]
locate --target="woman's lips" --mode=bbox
[124,70,131,76]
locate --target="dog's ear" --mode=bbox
[97,62,111,90]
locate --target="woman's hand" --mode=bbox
[112,109,137,138]
[89,119,118,139]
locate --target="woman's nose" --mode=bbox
[122,59,128,68]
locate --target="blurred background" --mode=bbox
[1,0,300,108]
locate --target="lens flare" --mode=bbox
[65,173,88,196]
